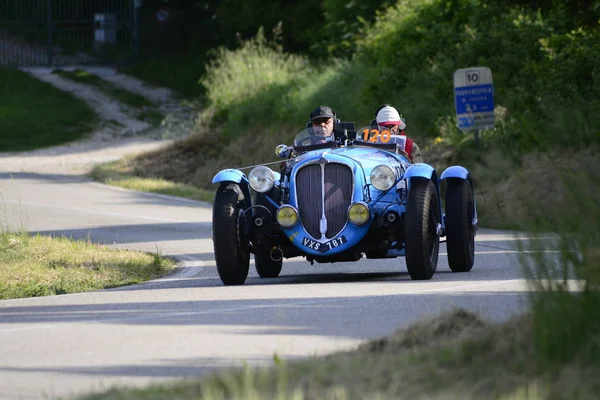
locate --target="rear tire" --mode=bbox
[212,186,250,285]
[445,179,475,272]
[404,179,440,280]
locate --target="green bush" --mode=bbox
[353,0,600,144]
[200,30,377,138]
[201,0,598,151]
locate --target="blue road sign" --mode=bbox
[455,84,494,114]
[453,67,495,131]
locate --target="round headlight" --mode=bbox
[248,166,275,193]
[348,202,370,225]
[370,165,396,191]
[276,205,298,228]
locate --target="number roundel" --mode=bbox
[361,128,392,143]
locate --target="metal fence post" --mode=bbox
[46,0,53,66]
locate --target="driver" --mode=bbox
[374,105,423,163]
[306,105,336,143]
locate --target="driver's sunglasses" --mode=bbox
[313,118,333,125]
[381,124,397,130]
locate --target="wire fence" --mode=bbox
[0,0,137,66]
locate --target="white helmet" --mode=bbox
[376,105,406,130]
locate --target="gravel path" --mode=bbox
[0,66,196,176]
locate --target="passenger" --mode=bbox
[374,105,423,163]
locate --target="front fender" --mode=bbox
[212,169,252,210]
[440,166,470,181]
[212,169,247,184]
[404,163,435,181]
[440,166,478,229]
[213,168,282,187]
[404,163,444,230]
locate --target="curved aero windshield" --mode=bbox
[293,127,336,151]
[354,125,407,153]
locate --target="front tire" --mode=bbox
[255,251,283,278]
[445,179,475,272]
[212,185,250,285]
[404,179,440,280]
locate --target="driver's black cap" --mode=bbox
[309,106,335,121]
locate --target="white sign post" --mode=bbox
[453,67,495,143]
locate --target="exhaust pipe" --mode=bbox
[270,246,283,262]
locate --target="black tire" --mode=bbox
[404,179,440,280]
[445,179,475,272]
[212,186,250,285]
[254,251,283,278]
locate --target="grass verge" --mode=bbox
[0,67,98,152]
[77,308,600,400]
[0,232,176,300]
[89,158,215,203]
[53,69,165,127]
[515,153,600,366]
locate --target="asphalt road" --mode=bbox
[0,172,537,400]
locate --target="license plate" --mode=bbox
[301,235,347,253]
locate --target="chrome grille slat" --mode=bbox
[324,164,352,238]
[296,164,322,239]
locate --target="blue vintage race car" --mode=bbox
[211,121,478,285]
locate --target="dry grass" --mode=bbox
[0,233,175,299]
[472,148,599,230]
[351,308,486,354]
[77,308,600,400]
[89,151,215,203]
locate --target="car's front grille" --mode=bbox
[296,164,322,240]
[296,162,353,239]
